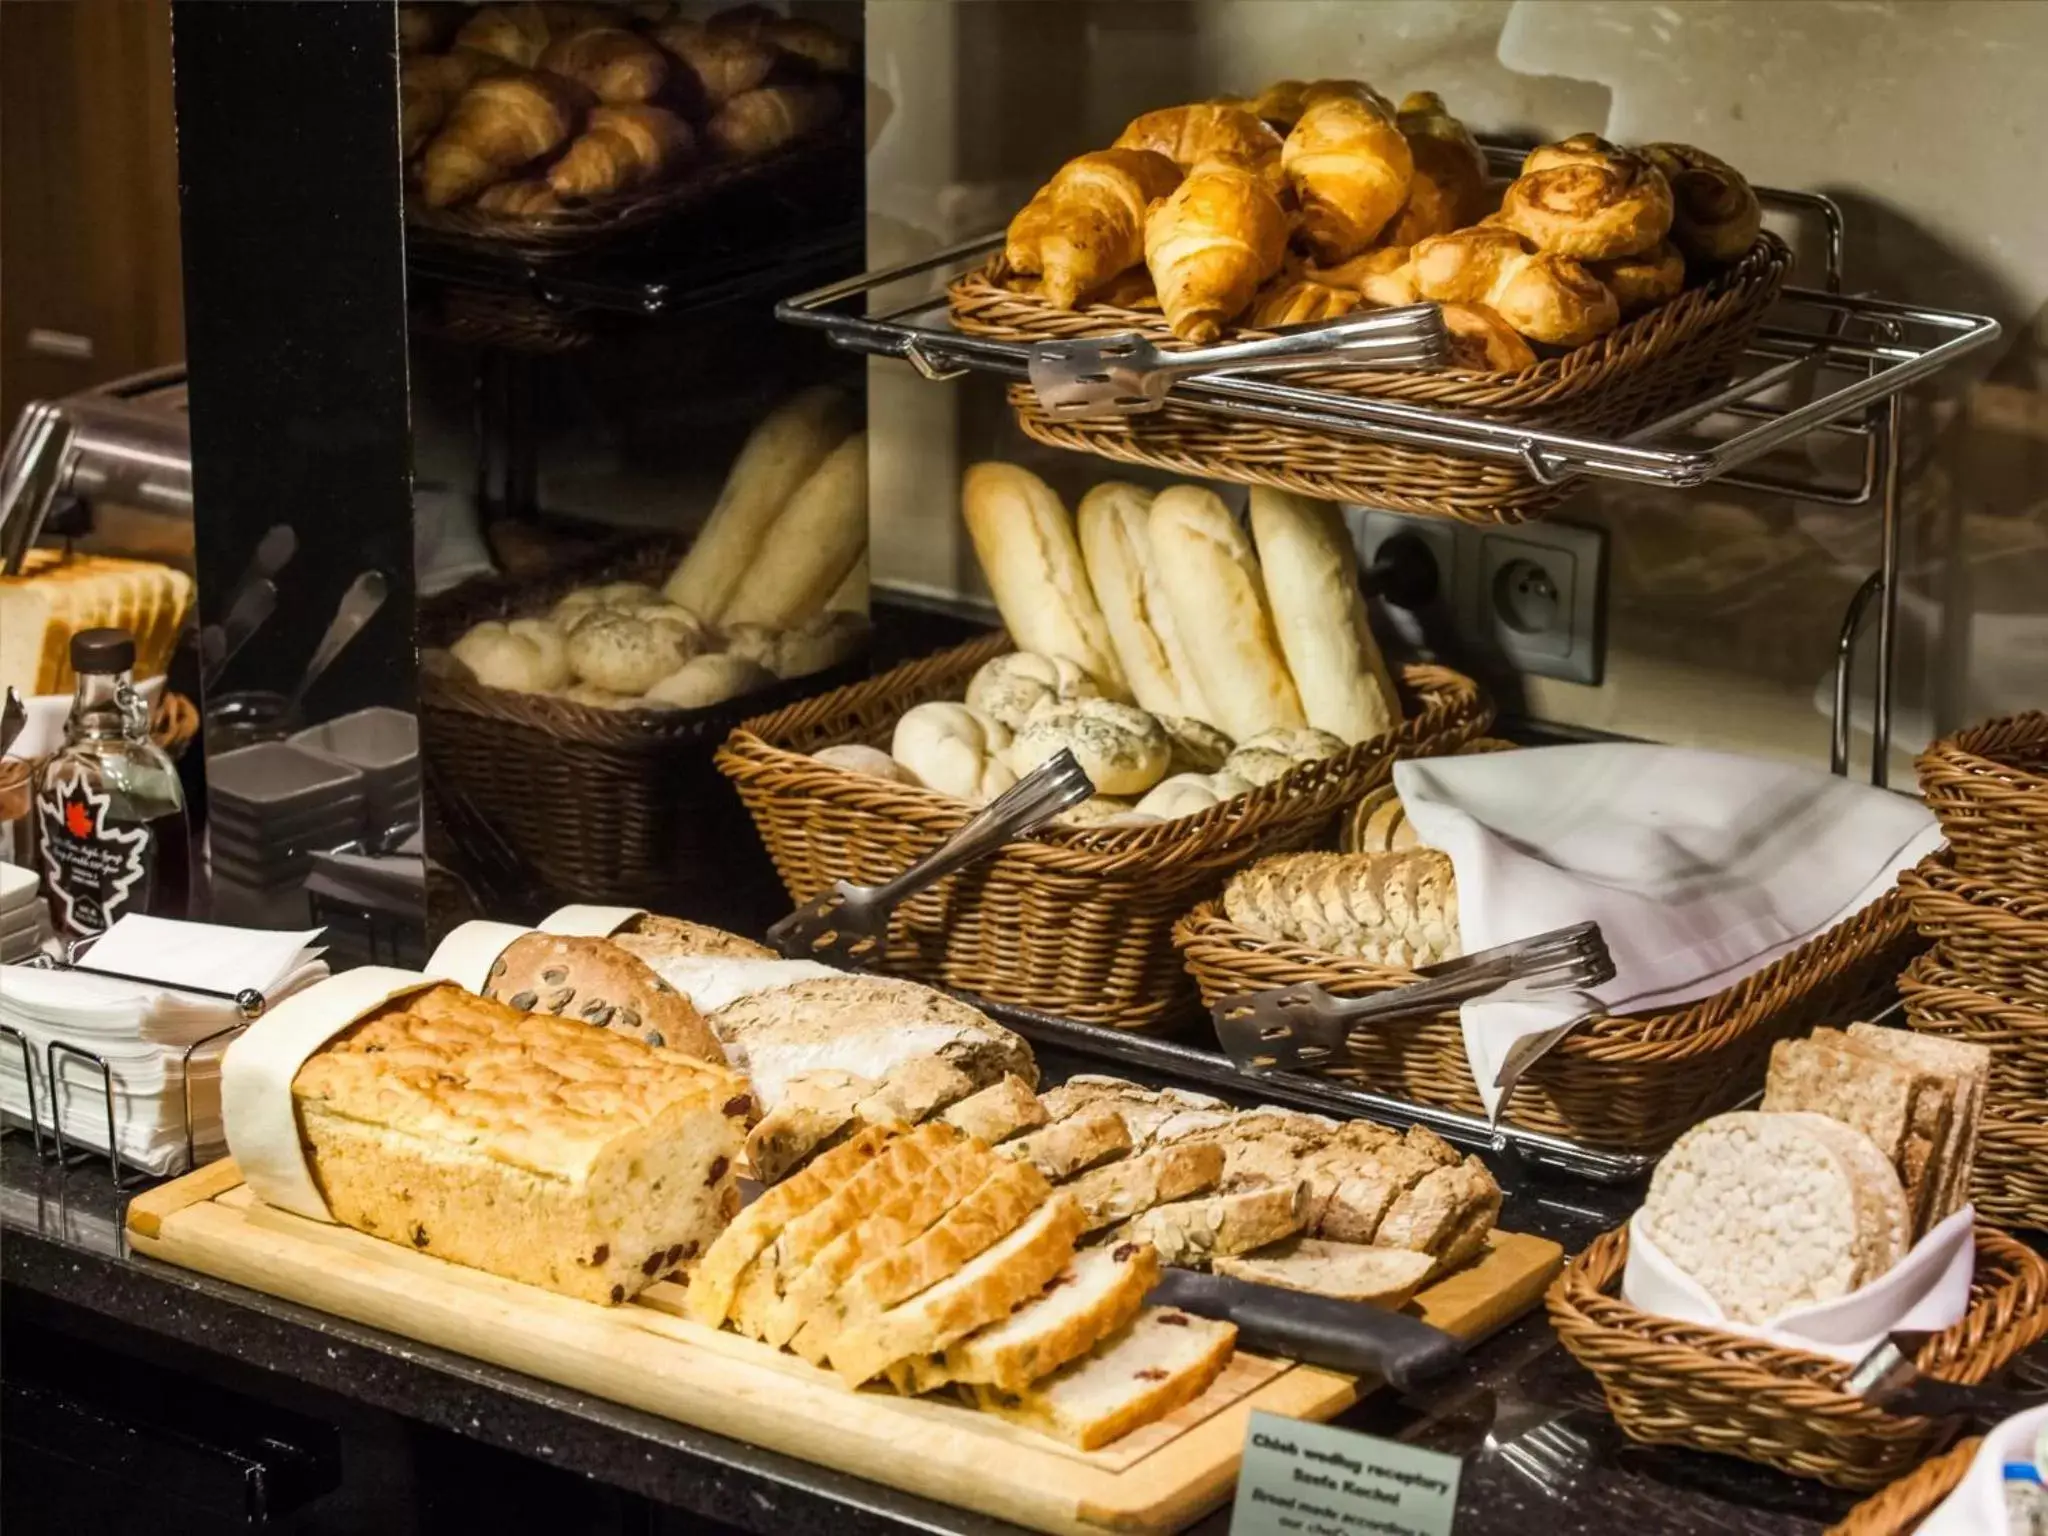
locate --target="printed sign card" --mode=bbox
[1231,1410,1460,1536]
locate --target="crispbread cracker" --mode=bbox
[1764,1033,1946,1237]
[1844,1023,1991,1231]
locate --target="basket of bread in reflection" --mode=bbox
[948,82,1791,524]
[715,461,1491,1031]
[399,1,859,251]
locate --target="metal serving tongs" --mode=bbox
[1211,920,1616,1075]
[1844,1333,2048,1431]
[768,749,1095,967]
[1028,303,1452,420]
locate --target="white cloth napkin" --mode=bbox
[1393,744,1943,1115]
[1622,1206,1976,1364]
[1919,1404,2048,1536]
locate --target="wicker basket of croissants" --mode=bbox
[949,81,1791,524]
[399,1,858,252]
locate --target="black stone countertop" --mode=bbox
[1,1052,1951,1536]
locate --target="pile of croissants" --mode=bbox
[400,2,854,214]
[999,79,1763,369]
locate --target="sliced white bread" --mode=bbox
[891,1235,1161,1395]
[942,1074,1048,1144]
[998,1106,1134,1180]
[1215,1237,1434,1306]
[829,1193,1087,1385]
[969,1306,1238,1450]
[1121,1179,1309,1268]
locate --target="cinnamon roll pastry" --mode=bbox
[1251,78,1397,131]
[1310,246,1417,308]
[1500,135,1673,260]
[1640,142,1762,263]
[1438,302,1538,372]
[1008,149,1184,308]
[1247,275,1359,328]
[1145,162,1290,342]
[1589,240,1685,315]
[1381,91,1490,245]
[1487,253,1620,346]
[1282,96,1415,263]
[1408,224,1531,303]
[1114,102,1285,195]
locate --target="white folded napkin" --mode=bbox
[1918,1404,2048,1536]
[1622,1205,1976,1364]
[1394,743,1942,1115]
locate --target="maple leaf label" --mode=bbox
[37,769,152,936]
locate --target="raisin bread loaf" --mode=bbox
[969,1306,1237,1449]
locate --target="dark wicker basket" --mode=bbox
[1916,711,2048,893]
[1549,1224,2048,1490]
[947,233,1791,524]
[715,632,1492,1030]
[1897,855,2048,1001]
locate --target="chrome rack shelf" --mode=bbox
[777,174,2001,784]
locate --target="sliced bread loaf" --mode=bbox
[998,1106,1134,1180]
[1763,1032,1947,1236]
[1067,1141,1226,1232]
[1372,1154,1502,1274]
[855,1056,978,1131]
[1215,1237,1434,1306]
[969,1306,1237,1449]
[746,1068,875,1185]
[1121,1179,1309,1268]
[942,1074,1048,1144]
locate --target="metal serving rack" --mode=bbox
[776,153,2003,787]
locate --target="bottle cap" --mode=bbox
[71,627,136,675]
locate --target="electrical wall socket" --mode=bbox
[1353,508,1607,685]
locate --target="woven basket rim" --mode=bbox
[1917,710,2048,797]
[1173,889,1910,1064]
[1900,857,2048,923]
[948,231,1792,409]
[1823,1433,1981,1536]
[1551,1221,2048,1408]
[1900,950,2048,1023]
[718,659,1486,880]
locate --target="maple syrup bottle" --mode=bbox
[36,628,190,939]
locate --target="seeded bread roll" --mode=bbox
[961,463,1129,698]
[481,933,728,1061]
[1157,714,1233,774]
[1222,726,1347,788]
[1009,698,1171,796]
[964,650,1099,732]
[1148,485,1305,740]
[567,610,702,695]
[1076,481,1212,720]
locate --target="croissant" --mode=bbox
[652,20,777,105]
[1408,225,1530,302]
[548,104,694,197]
[475,177,565,216]
[1144,162,1289,342]
[1004,185,1059,276]
[1311,245,1417,307]
[1500,135,1673,260]
[707,82,838,159]
[1251,78,1396,131]
[399,5,456,55]
[453,4,554,67]
[1438,302,1537,372]
[765,17,857,73]
[538,26,670,103]
[1411,227,1617,346]
[1011,150,1183,308]
[1248,275,1359,328]
[1380,91,1490,245]
[1114,102,1285,195]
[1091,266,1160,312]
[1589,240,1685,314]
[1283,96,1415,263]
[1640,143,1761,263]
[420,72,592,207]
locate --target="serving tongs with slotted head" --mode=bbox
[1211,921,1616,1075]
[1027,303,1452,420]
[768,749,1095,967]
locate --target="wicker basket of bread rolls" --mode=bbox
[1173,868,1918,1154]
[952,88,1791,523]
[714,629,1490,1030]
[1547,1223,2048,1490]
[1824,1435,1982,1535]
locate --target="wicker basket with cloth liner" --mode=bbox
[1915,711,2048,893]
[418,538,865,915]
[946,233,1791,525]
[1548,1224,2048,1490]
[714,630,1491,1030]
[1174,883,1916,1156]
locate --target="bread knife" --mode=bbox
[1145,1268,1464,1390]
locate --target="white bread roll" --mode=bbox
[1009,698,1171,796]
[643,653,774,709]
[892,702,1017,803]
[665,386,854,619]
[960,462,1129,699]
[813,743,916,784]
[1248,487,1398,744]
[1134,770,1253,820]
[721,431,868,629]
[1147,486,1305,740]
[965,651,1099,732]
[1076,482,1211,721]
[451,619,573,692]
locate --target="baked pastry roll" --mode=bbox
[1113,101,1285,194]
[1588,240,1685,315]
[1251,78,1397,132]
[1311,245,1419,308]
[1144,163,1290,342]
[1282,95,1415,263]
[1500,133,1673,261]
[1640,142,1763,263]
[1381,91,1490,245]
[538,25,671,103]
[1439,302,1538,372]
[1004,149,1183,308]
[419,71,593,207]
[1488,251,1620,347]
[1247,275,1359,327]
[548,104,694,198]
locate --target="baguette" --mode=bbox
[1247,487,1398,744]
[1076,482,1212,721]
[664,387,854,619]
[1147,485,1305,739]
[960,462,1129,698]
[719,431,868,628]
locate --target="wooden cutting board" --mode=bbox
[130,1161,1562,1536]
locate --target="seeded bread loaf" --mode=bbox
[745,1068,875,1184]
[1121,1179,1309,1268]
[854,1056,978,1130]
[1216,1238,1435,1306]
[942,1074,1048,1144]
[997,1106,1135,1180]
[1372,1155,1503,1273]
[1223,849,1460,966]
[480,932,728,1060]
[289,984,751,1305]
[1039,1076,1233,1148]
[610,913,775,960]
[1067,1141,1226,1232]
[970,1306,1237,1449]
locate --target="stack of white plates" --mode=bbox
[208,742,366,920]
[292,707,420,842]
[0,862,50,963]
